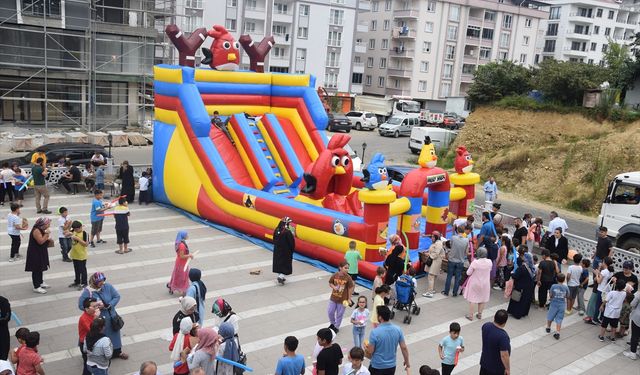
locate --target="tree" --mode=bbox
[467,61,532,104]
[602,40,635,95]
[532,59,610,106]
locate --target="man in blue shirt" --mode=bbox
[479,309,511,375]
[483,176,498,203]
[365,306,410,374]
[478,212,497,249]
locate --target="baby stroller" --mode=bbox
[391,274,421,324]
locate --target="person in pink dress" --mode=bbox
[167,230,193,295]
[463,247,493,321]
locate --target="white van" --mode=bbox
[408,126,457,154]
[378,115,419,138]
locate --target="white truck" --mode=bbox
[598,171,640,252]
[354,95,421,121]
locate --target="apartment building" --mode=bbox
[539,0,640,65]
[0,0,177,129]
[204,0,362,95]
[357,0,547,110]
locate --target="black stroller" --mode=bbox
[391,274,421,324]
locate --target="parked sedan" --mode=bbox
[327,113,352,133]
[0,143,107,168]
[345,111,378,130]
[385,165,417,184]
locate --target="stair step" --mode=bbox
[257,139,264,143]
[253,131,259,134]
[262,147,267,151]
[270,164,277,169]
[274,181,285,186]
[273,189,290,194]
[266,156,272,160]
[285,195,295,199]
[274,173,281,177]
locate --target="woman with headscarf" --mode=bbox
[463,247,493,321]
[507,250,535,319]
[216,322,240,375]
[186,269,206,326]
[167,231,193,295]
[78,272,128,360]
[383,234,406,286]
[169,316,195,375]
[117,161,135,203]
[25,217,52,294]
[84,318,113,375]
[272,217,295,285]
[184,328,219,375]
[422,231,445,298]
[172,296,200,335]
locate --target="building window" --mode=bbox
[591,42,597,51]
[186,15,203,30]
[523,36,529,45]
[269,66,289,73]
[225,19,237,31]
[21,0,60,16]
[588,58,594,64]
[299,4,310,16]
[420,61,429,72]
[577,7,592,17]
[605,27,611,36]
[393,79,400,88]
[273,46,286,57]
[297,27,308,38]
[443,63,453,78]
[367,57,374,67]
[602,44,608,52]
[549,7,560,20]
[381,39,389,49]
[543,40,556,53]
[467,26,481,38]
[525,18,532,27]
[365,75,372,86]
[296,48,306,60]
[462,64,475,74]
[418,80,427,92]
[379,58,387,68]
[378,76,385,88]
[479,47,491,59]
[447,25,458,41]
[328,31,342,46]
[422,41,431,53]
[520,53,527,64]
[499,51,508,60]
[499,32,510,48]
[272,24,287,35]
[440,82,451,97]
[484,11,496,21]
[594,26,600,35]
[244,21,255,33]
[368,39,376,49]
[502,14,513,29]
[450,5,460,21]
[227,0,237,6]
[371,20,377,30]
[186,0,203,8]
[425,22,434,33]
[352,73,363,84]
[482,28,494,40]
[385,0,392,11]
[330,9,344,25]
[324,72,338,88]
[596,8,603,17]
[274,3,288,14]
[383,20,390,30]
[546,23,558,36]
[608,10,615,19]
[326,51,340,67]
[372,0,379,11]
[445,45,456,60]
[428,1,436,12]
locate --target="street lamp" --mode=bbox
[361,142,367,165]
[107,133,113,159]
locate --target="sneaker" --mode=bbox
[352,291,359,296]
[545,328,551,333]
[40,282,50,289]
[68,282,79,288]
[277,277,285,285]
[36,209,42,214]
[592,319,602,325]
[42,210,52,214]
[578,310,585,316]
[623,351,638,360]
[78,284,86,291]
[33,287,47,294]
[565,310,573,315]
[422,292,434,298]
[16,254,23,259]
[62,258,72,263]
[553,333,560,340]
[8,258,15,263]
[97,239,107,244]
[441,291,449,296]
[90,242,95,248]
[492,286,502,290]
[608,336,616,342]
[598,335,605,342]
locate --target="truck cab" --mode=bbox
[598,171,640,252]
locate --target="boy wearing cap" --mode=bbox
[612,261,638,293]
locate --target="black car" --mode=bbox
[0,143,108,168]
[326,113,352,133]
[385,165,417,184]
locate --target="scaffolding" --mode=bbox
[0,0,187,132]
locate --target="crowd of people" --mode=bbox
[2,164,640,375]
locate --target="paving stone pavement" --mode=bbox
[1,192,639,375]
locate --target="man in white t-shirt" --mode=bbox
[7,203,27,262]
[57,207,73,262]
[548,211,568,235]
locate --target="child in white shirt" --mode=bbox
[342,347,370,375]
[138,172,150,205]
[598,279,627,342]
[58,207,73,262]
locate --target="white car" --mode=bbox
[345,111,378,131]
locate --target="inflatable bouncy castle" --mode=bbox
[153,25,479,280]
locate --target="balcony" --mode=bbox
[244,7,265,20]
[393,9,419,19]
[355,42,366,54]
[391,48,415,59]
[327,39,343,48]
[563,47,588,57]
[386,87,412,96]
[272,11,293,23]
[461,73,474,82]
[325,60,341,68]
[357,21,368,33]
[567,32,591,40]
[463,54,478,64]
[351,83,363,95]
[568,12,594,23]
[387,68,412,78]
[353,62,364,73]
[270,56,290,66]
[272,33,291,44]
[394,29,417,39]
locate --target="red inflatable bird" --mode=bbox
[454,146,474,174]
[201,25,240,71]
[300,134,354,200]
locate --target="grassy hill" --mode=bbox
[452,107,640,215]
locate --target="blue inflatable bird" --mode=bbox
[361,153,389,190]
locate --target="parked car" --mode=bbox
[0,143,108,168]
[408,126,457,154]
[327,113,352,133]
[345,111,378,131]
[378,115,419,138]
[442,112,465,129]
[385,165,417,184]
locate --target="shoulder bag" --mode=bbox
[95,291,125,331]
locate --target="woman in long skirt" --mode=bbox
[186,269,207,326]
[167,231,193,295]
[507,257,535,319]
[272,217,295,285]
[25,217,51,294]
[117,161,135,203]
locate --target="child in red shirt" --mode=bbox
[16,331,44,375]
[169,316,197,375]
[78,297,99,375]
[9,327,29,366]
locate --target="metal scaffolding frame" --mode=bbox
[0,0,184,132]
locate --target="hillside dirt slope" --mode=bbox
[453,107,640,215]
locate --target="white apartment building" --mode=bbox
[539,0,640,64]
[194,0,361,95]
[357,0,547,110]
